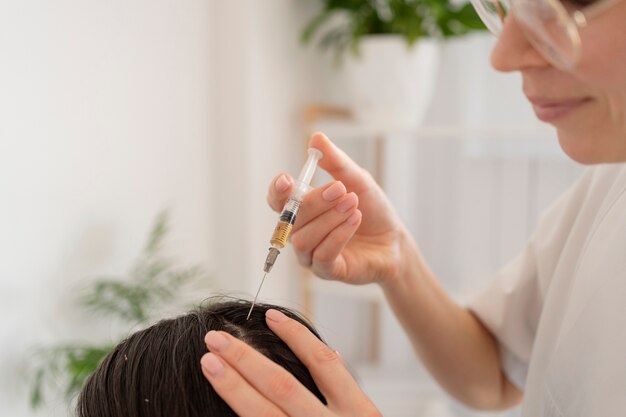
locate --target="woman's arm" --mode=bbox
[382,231,523,409]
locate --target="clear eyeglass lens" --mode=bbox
[471,0,509,34]
[511,0,581,70]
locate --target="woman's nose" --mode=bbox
[490,15,549,72]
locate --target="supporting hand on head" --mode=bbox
[201,309,381,417]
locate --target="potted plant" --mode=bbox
[30,211,209,410]
[301,0,486,128]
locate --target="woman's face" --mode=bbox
[491,0,626,164]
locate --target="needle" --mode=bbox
[246,272,268,320]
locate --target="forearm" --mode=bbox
[380,231,522,410]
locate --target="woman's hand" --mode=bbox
[267,132,409,286]
[200,309,382,417]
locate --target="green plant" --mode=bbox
[30,210,209,410]
[302,0,486,58]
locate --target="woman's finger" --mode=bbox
[310,210,362,280]
[200,352,288,417]
[267,172,294,212]
[267,131,369,228]
[267,175,350,231]
[203,331,327,417]
[265,309,376,412]
[308,132,375,194]
[296,181,348,225]
[290,192,358,258]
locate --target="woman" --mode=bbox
[200,0,626,415]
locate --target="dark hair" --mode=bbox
[76,299,326,417]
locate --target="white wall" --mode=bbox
[209,1,329,306]
[0,1,213,416]
[0,2,587,417]
[0,1,334,415]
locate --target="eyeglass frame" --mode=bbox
[472,0,623,70]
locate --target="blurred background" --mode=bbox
[0,1,583,416]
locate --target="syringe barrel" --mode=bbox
[290,180,312,202]
[270,197,302,248]
[268,147,323,253]
[270,221,292,248]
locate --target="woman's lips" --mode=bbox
[528,96,592,122]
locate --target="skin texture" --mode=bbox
[202,2,626,415]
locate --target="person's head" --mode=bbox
[76,299,325,417]
[472,0,626,164]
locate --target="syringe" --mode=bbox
[247,147,324,319]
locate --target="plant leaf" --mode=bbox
[300,0,486,59]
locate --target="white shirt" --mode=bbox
[468,163,626,416]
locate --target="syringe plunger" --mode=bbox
[298,148,323,184]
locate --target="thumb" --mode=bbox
[308,132,372,193]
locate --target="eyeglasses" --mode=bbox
[471,0,623,70]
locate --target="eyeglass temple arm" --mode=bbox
[496,1,506,21]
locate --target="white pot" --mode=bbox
[343,35,440,129]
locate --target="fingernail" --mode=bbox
[275,175,290,192]
[201,353,224,377]
[322,182,346,202]
[205,331,229,352]
[336,195,356,213]
[346,210,361,225]
[266,309,288,323]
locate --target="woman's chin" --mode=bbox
[557,132,601,165]
[557,131,626,164]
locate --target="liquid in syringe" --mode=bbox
[247,147,323,319]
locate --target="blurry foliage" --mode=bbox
[301,0,487,59]
[30,210,208,410]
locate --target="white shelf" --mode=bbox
[310,118,554,141]
[310,118,565,160]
